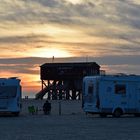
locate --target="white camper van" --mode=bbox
[0,77,22,116]
[82,75,140,117]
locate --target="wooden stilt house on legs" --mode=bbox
[35,62,100,100]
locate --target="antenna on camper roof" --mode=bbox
[116,73,127,76]
[52,56,54,63]
[86,55,88,62]
[8,77,18,79]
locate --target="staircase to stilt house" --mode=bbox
[35,86,49,99]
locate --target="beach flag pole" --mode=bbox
[59,101,61,115]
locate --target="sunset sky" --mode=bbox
[0,0,140,97]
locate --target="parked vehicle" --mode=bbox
[82,75,140,117]
[0,77,22,116]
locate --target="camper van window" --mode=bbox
[115,84,126,94]
[0,86,17,98]
[88,85,94,94]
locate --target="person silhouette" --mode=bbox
[43,100,51,115]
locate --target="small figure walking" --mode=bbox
[43,100,51,115]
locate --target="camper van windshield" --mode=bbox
[0,86,17,98]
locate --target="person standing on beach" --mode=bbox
[43,100,51,115]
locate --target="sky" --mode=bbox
[0,0,140,98]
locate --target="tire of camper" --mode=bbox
[134,113,140,117]
[100,113,107,117]
[113,108,123,118]
[12,112,20,117]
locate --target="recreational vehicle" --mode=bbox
[82,75,140,117]
[0,77,22,116]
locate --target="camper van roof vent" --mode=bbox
[115,73,127,76]
[8,77,18,79]
[129,74,136,76]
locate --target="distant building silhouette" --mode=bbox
[35,62,100,100]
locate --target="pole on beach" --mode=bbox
[59,101,61,115]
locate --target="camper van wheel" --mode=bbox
[12,112,20,117]
[134,113,140,117]
[100,113,107,117]
[113,109,122,118]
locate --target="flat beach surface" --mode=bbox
[0,99,140,140]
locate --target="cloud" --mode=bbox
[0,55,139,65]
[0,64,39,75]
[1,0,140,28]
[0,34,50,44]
[0,0,140,75]
[91,55,140,65]
[0,57,46,65]
[0,57,42,75]
[1,0,140,40]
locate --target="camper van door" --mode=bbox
[128,82,137,113]
[136,83,140,112]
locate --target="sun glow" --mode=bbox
[32,48,73,58]
[64,0,83,4]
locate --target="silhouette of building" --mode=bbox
[36,62,100,100]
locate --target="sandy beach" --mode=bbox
[0,99,140,140]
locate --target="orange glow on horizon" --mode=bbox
[0,71,41,96]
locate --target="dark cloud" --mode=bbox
[0,57,46,75]
[0,34,50,44]
[0,64,39,75]
[1,0,140,28]
[0,55,139,65]
[90,55,140,65]
[114,1,140,29]
[0,55,140,75]
[0,57,46,65]
[32,0,61,7]
[1,0,140,35]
